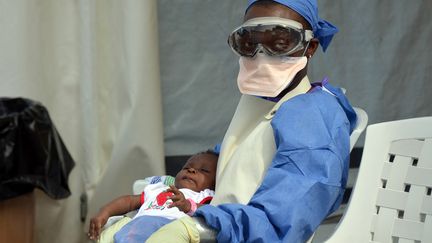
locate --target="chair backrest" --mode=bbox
[325,116,432,243]
[350,107,368,151]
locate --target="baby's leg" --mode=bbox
[98,217,131,243]
[145,216,199,243]
[114,216,172,243]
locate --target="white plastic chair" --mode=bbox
[323,116,432,243]
[350,107,368,151]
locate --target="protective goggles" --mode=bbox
[228,17,314,57]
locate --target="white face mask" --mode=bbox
[237,53,308,97]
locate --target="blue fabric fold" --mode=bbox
[213,143,221,155]
[322,81,357,133]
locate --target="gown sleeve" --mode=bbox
[195,91,353,242]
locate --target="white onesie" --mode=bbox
[134,182,214,220]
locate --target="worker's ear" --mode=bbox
[305,39,319,58]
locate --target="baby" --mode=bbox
[87,150,218,242]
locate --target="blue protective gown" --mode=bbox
[195,81,357,242]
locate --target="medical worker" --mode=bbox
[147,0,357,242]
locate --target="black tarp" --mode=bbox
[0,97,75,200]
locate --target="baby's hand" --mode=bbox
[87,211,109,240]
[167,185,191,213]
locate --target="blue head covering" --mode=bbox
[247,0,338,52]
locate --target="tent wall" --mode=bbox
[159,0,432,155]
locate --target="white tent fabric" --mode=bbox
[0,0,164,242]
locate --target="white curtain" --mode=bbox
[0,1,164,242]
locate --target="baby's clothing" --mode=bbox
[113,182,214,243]
[114,216,171,243]
[134,182,214,220]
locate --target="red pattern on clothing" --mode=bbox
[199,196,213,205]
[156,191,174,206]
[140,191,145,205]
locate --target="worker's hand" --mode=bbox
[88,211,109,240]
[167,185,191,213]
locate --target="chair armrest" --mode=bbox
[191,217,217,243]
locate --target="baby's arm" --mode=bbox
[88,195,141,240]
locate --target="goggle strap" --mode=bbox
[301,41,311,57]
[241,17,304,29]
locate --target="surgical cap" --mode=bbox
[247,0,338,52]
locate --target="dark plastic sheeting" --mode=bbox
[0,97,75,200]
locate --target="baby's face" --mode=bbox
[175,153,217,192]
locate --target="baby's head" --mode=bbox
[174,150,218,192]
